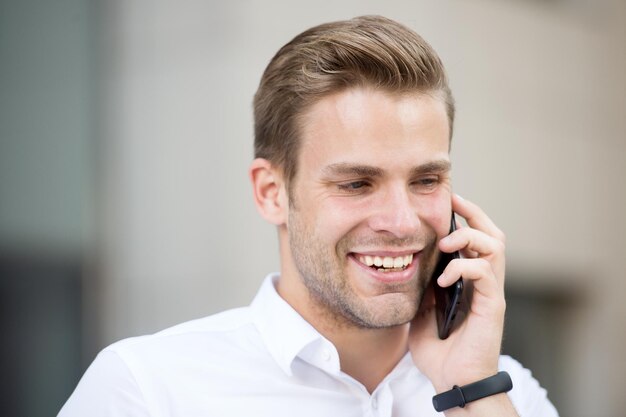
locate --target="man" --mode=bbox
[59,15,558,416]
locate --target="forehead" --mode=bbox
[297,88,451,174]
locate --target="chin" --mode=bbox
[352,293,420,328]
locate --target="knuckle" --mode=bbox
[477,258,491,272]
[448,258,463,273]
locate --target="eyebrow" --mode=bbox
[409,160,451,176]
[321,160,451,178]
[321,163,384,178]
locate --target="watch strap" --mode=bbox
[432,371,513,412]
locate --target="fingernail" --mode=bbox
[437,274,445,285]
[455,193,464,201]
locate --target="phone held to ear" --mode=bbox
[432,212,472,340]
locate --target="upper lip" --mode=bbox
[350,249,421,257]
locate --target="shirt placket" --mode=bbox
[370,380,393,417]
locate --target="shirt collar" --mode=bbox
[250,273,416,381]
[251,273,336,376]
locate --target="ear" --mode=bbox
[249,158,289,225]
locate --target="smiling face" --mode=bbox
[279,87,452,329]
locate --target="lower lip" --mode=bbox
[349,254,419,284]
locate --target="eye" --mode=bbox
[412,176,440,191]
[337,180,371,193]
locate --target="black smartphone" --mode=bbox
[432,212,471,339]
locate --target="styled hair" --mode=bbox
[253,15,455,190]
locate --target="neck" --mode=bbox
[326,322,410,393]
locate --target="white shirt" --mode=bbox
[59,273,559,417]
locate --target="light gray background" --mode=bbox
[2,1,625,416]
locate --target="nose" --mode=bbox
[367,186,421,239]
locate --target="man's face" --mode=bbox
[284,87,452,329]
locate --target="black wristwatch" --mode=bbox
[432,371,513,412]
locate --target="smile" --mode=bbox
[355,253,414,272]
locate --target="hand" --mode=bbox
[408,194,507,392]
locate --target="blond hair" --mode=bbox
[253,15,454,189]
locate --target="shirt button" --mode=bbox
[321,349,331,361]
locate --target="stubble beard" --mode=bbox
[287,210,437,330]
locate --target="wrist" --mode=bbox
[432,371,513,412]
[433,368,499,393]
[441,393,515,417]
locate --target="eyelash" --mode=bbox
[336,176,441,194]
[413,176,440,189]
[337,180,371,193]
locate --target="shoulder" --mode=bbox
[58,307,273,416]
[104,307,264,363]
[119,306,254,343]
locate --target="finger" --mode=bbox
[439,226,505,258]
[452,194,505,243]
[437,258,495,288]
[439,227,506,285]
[437,258,505,303]
[451,222,480,258]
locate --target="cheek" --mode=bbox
[313,199,373,257]
[317,201,365,238]
[293,196,360,245]
[415,192,452,239]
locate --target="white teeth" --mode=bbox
[358,253,414,269]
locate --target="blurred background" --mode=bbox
[1,0,624,416]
